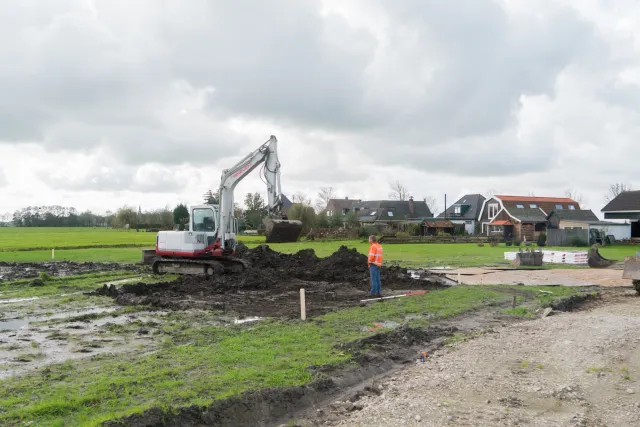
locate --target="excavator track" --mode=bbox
[151,256,250,277]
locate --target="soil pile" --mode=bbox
[99,245,448,317]
[0,261,141,282]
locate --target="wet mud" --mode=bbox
[98,245,450,318]
[0,261,141,282]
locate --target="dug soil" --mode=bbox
[97,245,450,318]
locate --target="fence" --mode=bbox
[547,229,589,246]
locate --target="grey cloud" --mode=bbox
[41,163,190,193]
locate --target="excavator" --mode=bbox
[141,135,303,276]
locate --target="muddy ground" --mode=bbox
[97,245,452,318]
[0,261,141,282]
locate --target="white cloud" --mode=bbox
[0,0,638,217]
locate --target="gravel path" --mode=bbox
[315,293,640,426]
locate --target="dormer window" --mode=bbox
[568,205,575,210]
[530,204,537,208]
[555,204,563,210]
[516,204,524,208]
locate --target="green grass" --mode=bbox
[0,271,147,299]
[1,227,638,268]
[0,286,512,426]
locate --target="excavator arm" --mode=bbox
[218,135,301,250]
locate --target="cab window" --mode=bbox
[192,208,215,232]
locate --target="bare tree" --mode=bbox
[314,187,336,212]
[388,180,409,200]
[424,196,440,216]
[484,189,497,198]
[605,182,633,202]
[292,191,312,206]
[564,189,584,204]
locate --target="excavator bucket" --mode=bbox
[263,218,303,243]
[587,247,617,268]
[622,256,640,281]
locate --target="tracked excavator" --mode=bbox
[141,135,303,276]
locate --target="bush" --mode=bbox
[489,241,499,247]
[505,241,513,246]
[537,232,547,247]
[569,236,588,247]
[395,231,410,238]
[359,226,377,238]
[405,223,421,236]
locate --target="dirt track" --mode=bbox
[309,291,640,426]
[441,267,630,287]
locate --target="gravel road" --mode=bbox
[314,291,640,426]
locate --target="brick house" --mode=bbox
[479,195,581,241]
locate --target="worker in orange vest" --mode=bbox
[368,235,383,297]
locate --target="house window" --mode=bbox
[370,211,377,216]
[488,203,499,218]
[568,205,575,210]
[555,204,563,210]
[454,206,461,215]
[516,204,524,208]
[489,225,503,233]
[530,204,537,208]
[387,211,393,217]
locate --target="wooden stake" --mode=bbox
[52,249,55,260]
[457,272,461,285]
[512,295,517,308]
[300,288,306,321]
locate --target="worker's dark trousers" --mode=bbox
[369,265,381,295]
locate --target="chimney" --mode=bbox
[409,196,414,217]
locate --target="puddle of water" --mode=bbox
[233,316,265,325]
[0,318,29,331]
[0,297,40,305]
[0,307,118,331]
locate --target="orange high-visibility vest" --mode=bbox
[368,242,383,266]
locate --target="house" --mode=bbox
[601,190,640,239]
[437,194,486,235]
[547,209,631,241]
[354,197,433,224]
[324,197,362,216]
[325,196,433,226]
[479,195,581,241]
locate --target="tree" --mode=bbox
[388,180,409,200]
[605,183,633,202]
[292,191,312,206]
[344,211,359,229]
[329,211,345,228]
[424,196,440,216]
[173,203,189,226]
[113,206,137,229]
[288,203,317,234]
[316,211,329,228]
[244,192,266,211]
[203,189,220,204]
[564,189,584,205]
[243,192,266,229]
[315,186,336,212]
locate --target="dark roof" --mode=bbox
[548,209,599,222]
[325,198,361,212]
[353,199,433,221]
[423,220,454,228]
[438,194,485,220]
[281,194,293,212]
[601,191,640,212]
[508,207,548,222]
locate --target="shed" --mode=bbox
[421,220,455,236]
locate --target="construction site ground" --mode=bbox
[0,243,638,426]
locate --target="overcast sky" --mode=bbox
[0,0,638,218]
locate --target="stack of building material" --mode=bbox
[504,250,588,265]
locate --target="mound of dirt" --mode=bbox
[0,261,141,282]
[97,245,448,317]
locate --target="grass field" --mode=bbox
[0,227,638,267]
